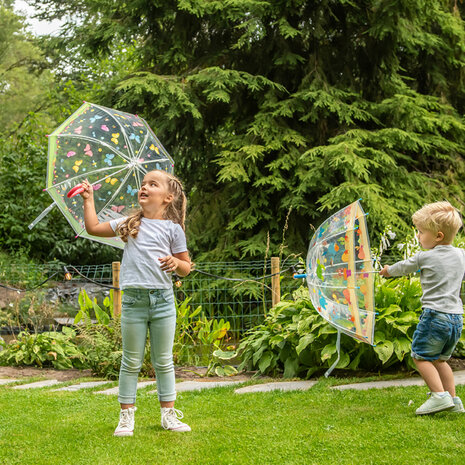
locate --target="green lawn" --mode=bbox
[1,379,464,465]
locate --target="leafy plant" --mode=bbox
[74,288,113,325]
[174,297,233,367]
[0,327,86,369]
[75,318,124,379]
[206,349,238,377]
[237,277,425,378]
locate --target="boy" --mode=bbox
[380,201,465,415]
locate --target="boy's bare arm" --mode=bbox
[379,265,391,277]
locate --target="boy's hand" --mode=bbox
[80,179,94,200]
[159,255,178,273]
[379,265,391,277]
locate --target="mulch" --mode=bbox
[2,358,465,382]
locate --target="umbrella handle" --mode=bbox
[67,184,85,198]
[293,273,307,279]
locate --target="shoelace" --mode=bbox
[118,409,133,429]
[162,408,185,429]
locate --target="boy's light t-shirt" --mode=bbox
[109,217,187,290]
[387,245,465,314]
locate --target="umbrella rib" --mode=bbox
[57,134,132,163]
[88,104,136,161]
[310,227,360,246]
[97,167,138,218]
[135,158,171,176]
[47,164,128,191]
[316,258,374,269]
[135,131,150,162]
[309,281,360,289]
[311,292,376,315]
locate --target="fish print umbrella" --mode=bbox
[294,200,376,375]
[29,102,174,248]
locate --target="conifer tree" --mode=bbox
[32,0,465,259]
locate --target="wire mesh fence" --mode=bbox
[0,259,302,337]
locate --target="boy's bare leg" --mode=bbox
[414,359,444,392]
[432,360,456,397]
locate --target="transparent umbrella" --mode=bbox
[294,200,376,375]
[29,102,174,248]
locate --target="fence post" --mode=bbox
[271,256,280,307]
[112,261,122,318]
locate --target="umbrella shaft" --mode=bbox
[28,201,56,229]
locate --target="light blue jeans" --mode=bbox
[118,288,177,404]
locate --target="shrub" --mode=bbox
[237,276,447,378]
[0,327,86,370]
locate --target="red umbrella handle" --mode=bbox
[67,184,85,198]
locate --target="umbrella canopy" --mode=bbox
[45,102,174,248]
[305,200,376,345]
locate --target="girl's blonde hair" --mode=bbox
[117,170,187,242]
[412,201,462,243]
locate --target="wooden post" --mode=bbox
[112,261,122,318]
[271,256,280,307]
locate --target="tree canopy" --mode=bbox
[2,0,465,262]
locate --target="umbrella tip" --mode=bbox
[75,235,79,239]
[45,134,49,137]
[42,188,46,191]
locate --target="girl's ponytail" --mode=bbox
[116,210,144,241]
[164,174,187,231]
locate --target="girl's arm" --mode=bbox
[159,252,191,277]
[80,180,116,237]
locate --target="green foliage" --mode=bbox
[174,296,233,367]
[0,3,54,134]
[238,277,428,378]
[74,318,125,379]
[26,0,465,262]
[0,113,120,264]
[74,288,113,326]
[0,327,86,369]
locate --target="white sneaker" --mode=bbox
[451,396,465,413]
[114,407,137,436]
[416,392,455,415]
[161,407,191,432]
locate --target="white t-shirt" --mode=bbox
[109,217,188,290]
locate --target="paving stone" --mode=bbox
[0,379,20,385]
[12,380,61,390]
[331,369,465,391]
[235,380,317,394]
[147,380,244,395]
[52,381,112,392]
[94,380,157,395]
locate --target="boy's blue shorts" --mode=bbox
[411,308,463,361]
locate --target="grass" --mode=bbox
[1,379,465,465]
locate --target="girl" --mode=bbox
[80,170,192,436]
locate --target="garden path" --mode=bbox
[2,370,465,393]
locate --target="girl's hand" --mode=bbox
[159,255,178,273]
[379,265,390,277]
[80,179,94,200]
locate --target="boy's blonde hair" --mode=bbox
[412,201,462,243]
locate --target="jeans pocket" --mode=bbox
[122,293,137,307]
[161,289,175,304]
[430,318,451,341]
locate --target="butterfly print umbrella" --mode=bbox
[294,200,376,375]
[29,102,174,248]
